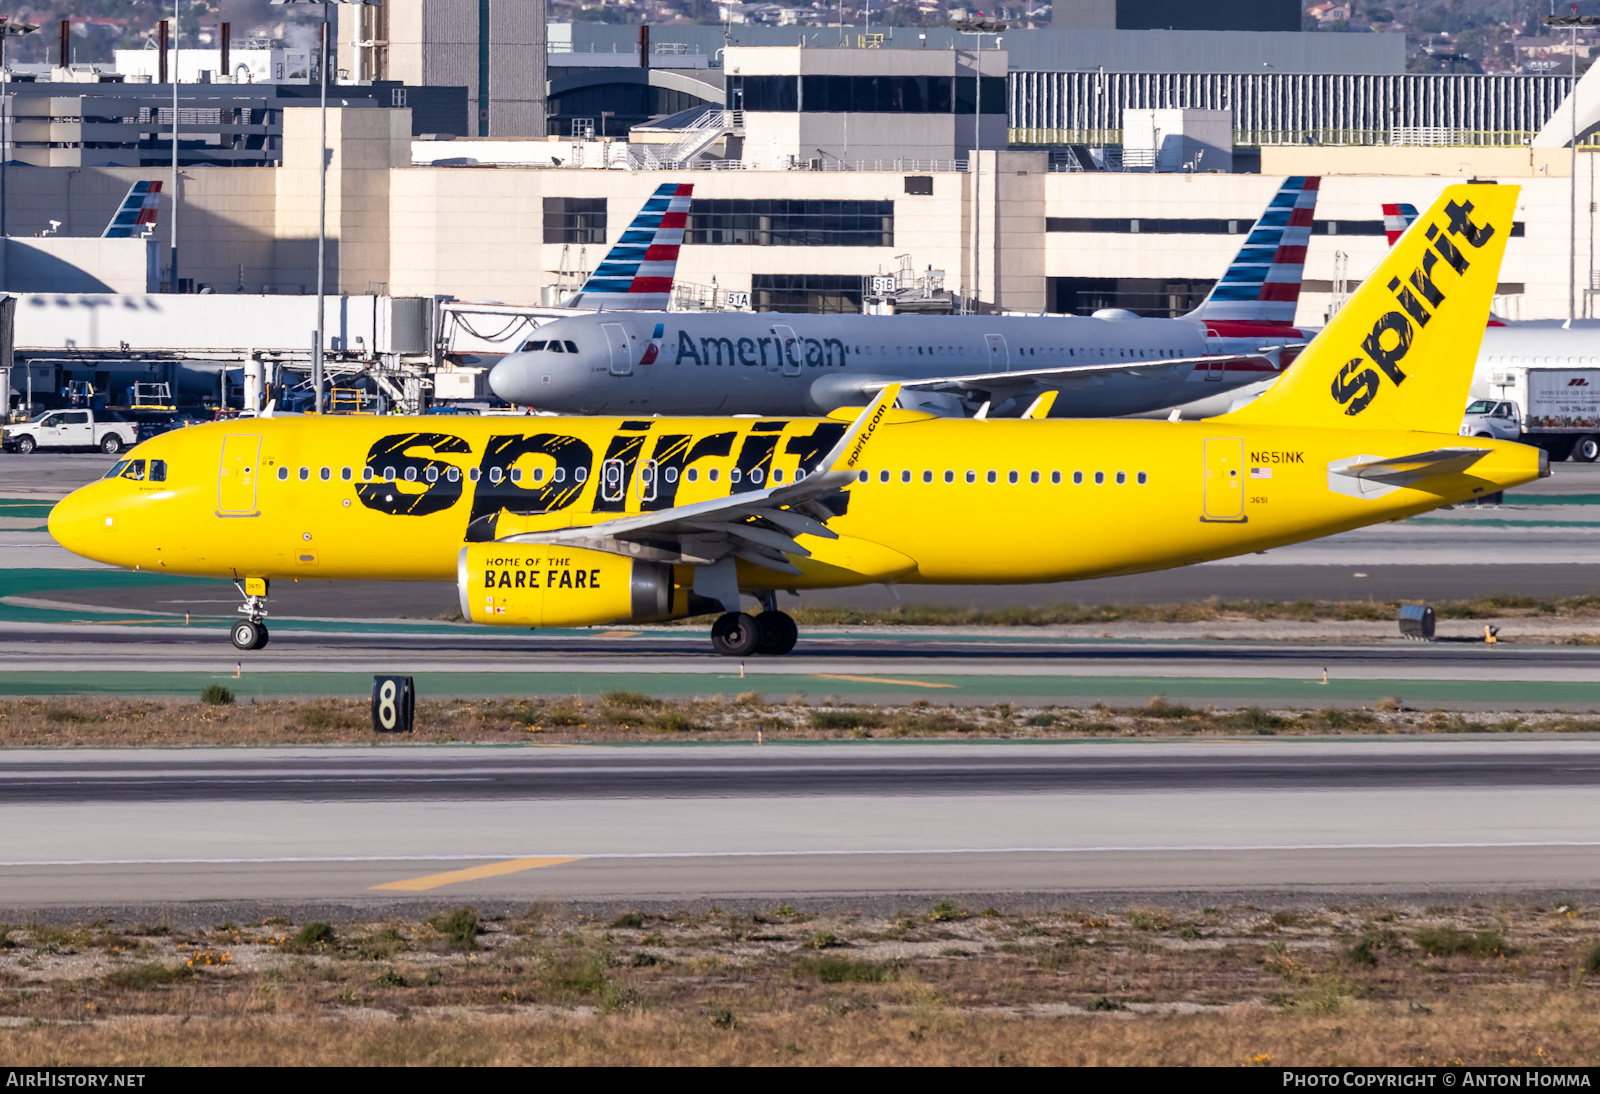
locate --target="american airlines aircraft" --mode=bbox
[488,177,1322,418]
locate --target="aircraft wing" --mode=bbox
[1330,447,1492,487]
[495,385,901,575]
[859,350,1297,403]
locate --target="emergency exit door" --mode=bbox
[1201,437,1246,522]
[985,334,1009,370]
[217,434,261,516]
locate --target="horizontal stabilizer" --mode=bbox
[1331,447,1490,486]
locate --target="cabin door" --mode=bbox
[217,434,261,516]
[602,323,633,376]
[984,334,1008,370]
[773,324,801,376]
[1201,437,1246,523]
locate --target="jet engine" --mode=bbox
[457,544,673,627]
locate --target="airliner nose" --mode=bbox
[488,351,537,405]
[47,490,92,560]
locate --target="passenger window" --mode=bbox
[965,470,975,483]
[121,459,145,481]
[879,470,890,484]
[383,467,396,482]
[148,459,166,482]
[549,342,565,353]
[403,467,417,482]
[468,468,480,482]
[446,467,459,483]
[299,467,311,482]
[900,470,911,484]
[730,468,742,483]
[1029,470,1040,484]
[1094,471,1105,484]
[363,467,376,482]
[1073,471,1084,484]
[532,467,545,483]
[277,466,289,481]
[341,467,353,482]
[1007,470,1018,484]
[857,470,868,483]
[1137,471,1148,484]
[320,467,331,482]
[1116,471,1126,485]
[104,460,130,479]
[565,341,579,354]
[986,470,997,484]
[686,468,697,482]
[944,470,954,483]
[922,470,933,483]
[1051,471,1061,485]
[707,468,718,483]
[489,467,504,484]
[553,467,567,483]
[510,468,522,483]
[772,468,784,483]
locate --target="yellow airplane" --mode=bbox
[50,184,1541,657]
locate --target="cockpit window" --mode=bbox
[564,340,579,354]
[522,340,547,352]
[548,341,565,353]
[120,459,146,481]
[148,459,167,482]
[104,460,130,479]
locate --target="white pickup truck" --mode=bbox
[2,409,140,454]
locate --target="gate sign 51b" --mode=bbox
[371,675,415,733]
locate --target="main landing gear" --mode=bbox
[230,578,270,651]
[710,592,798,657]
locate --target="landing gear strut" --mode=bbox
[231,578,270,650]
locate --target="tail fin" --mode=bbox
[1214,184,1517,433]
[1186,176,1320,326]
[103,181,161,238]
[567,183,693,311]
[1382,202,1419,246]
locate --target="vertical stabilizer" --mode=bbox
[1382,202,1419,246]
[103,181,162,238]
[566,183,693,311]
[1214,185,1517,433]
[1186,176,1320,326]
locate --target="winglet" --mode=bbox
[819,383,902,474]
[1022,391,1057,419]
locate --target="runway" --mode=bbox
[4,740,1599,908]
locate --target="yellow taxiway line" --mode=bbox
[370,856,581,892]
[811,673,957,689]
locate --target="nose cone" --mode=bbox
[487,352,534,405]
[47,490,96,562]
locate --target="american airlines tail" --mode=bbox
[1185,175,1320,328]
[1383,202,1419,244]
[103,181,162,238]
[564,182,693,311]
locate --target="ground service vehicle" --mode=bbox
[49,186,1543,656]
[4,409,139,454]
[1459,366,1600,461]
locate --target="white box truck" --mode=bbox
[1459,366,1600,461]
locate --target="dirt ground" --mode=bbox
[1,900,1597,1065]
[2,692,1597,747]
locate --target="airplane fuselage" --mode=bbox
[488,312,1297,418]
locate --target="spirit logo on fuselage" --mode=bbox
[1331,198,1494,417]
[352,420,849,541]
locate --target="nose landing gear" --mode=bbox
[230,578,270,650]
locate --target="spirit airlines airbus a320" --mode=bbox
[50,185,1541,657]
[487,176,1321,418]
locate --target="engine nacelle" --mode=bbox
[457,544,673,627]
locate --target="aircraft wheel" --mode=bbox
[755,611,798,656]
[230,620,262,651]
[252,622,270,650]
[710,612,761,657]
[1574,434,1600,463]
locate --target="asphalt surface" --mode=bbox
[4,741,1599,908]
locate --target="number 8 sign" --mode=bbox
[371,675,415,733]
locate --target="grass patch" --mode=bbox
[809,710,882,730]
[429,906,482,950]
[199,685,234,706]
[1412,925,1513,958]
[793,955,897,983]
[102,962,193,989]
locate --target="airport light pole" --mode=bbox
[0,17,38,240]
[273,0,378,415]
[952,18,1005,315]
[1545,13,1600,323]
